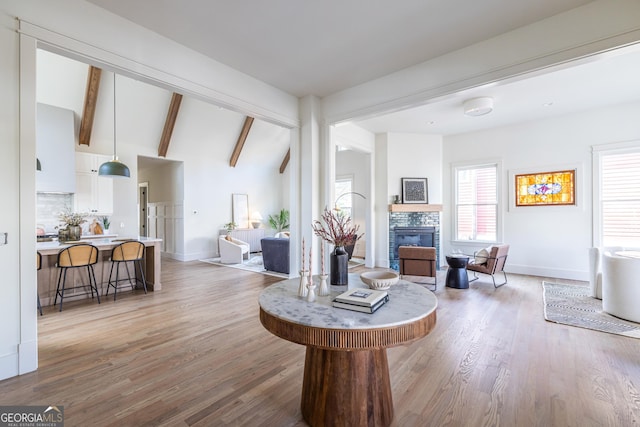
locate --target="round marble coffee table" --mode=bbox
[259,273,437,427]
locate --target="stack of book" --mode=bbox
[332,288,389,313]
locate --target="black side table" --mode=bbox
[446,255,470,289]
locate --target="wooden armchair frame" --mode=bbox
[467,244,510,288]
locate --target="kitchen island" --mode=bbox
[37,237,162,306]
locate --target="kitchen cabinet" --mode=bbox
[36,103,76,193]
[75,152,113,215]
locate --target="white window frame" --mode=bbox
[592,140,640,248]
[335,175,354,218]
[452,159,502,245]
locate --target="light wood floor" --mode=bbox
[2,258,640,426]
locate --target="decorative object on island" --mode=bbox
[99,73,130,178]
[100,216,111,233]
[514,169,576,206]
[401,177,428,204]
[250,211,263,228]
[268,208,290,232]
[89,218,103,235]
[312,207,361,286]
[57,209,87,242]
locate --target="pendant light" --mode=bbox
[98,73,130,178]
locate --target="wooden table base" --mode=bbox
[301,347,393,427]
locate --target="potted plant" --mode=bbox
[312,207,361,285]
[58,208,87,241]
[100,216,111,233]
[224,221,237,231]
[268,209,290,232]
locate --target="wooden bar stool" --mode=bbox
[37,252,43,316]
[106,240,148,301]
[54,244,100,311]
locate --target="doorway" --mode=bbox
[139,182,148,237]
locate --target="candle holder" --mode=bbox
[317,274,330,296]
[306,276,317,302]
[298,270,309,297]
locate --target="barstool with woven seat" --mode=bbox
[106,240,148,301]
[54,243,100,311]
[37,251,43,316]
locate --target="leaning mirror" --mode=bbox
[232,193,249,229]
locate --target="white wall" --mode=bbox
[443,100,640,280]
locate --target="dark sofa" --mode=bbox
[261,237,290,274]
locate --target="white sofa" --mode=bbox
[218,236,250,264]
[602,251,640,323]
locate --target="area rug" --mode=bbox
[542,281,640,338]
[200,255,288,279]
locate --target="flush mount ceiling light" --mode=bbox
[463,97,494,117]
[99,73,131,178]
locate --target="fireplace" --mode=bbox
[388,210,440,271]
[392,226,435,258]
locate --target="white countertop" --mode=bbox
[259,273,437,330]
[37,236,162,254]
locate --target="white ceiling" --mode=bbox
[86,0,592,98]
[354,44,640,135]
[85,0,640,136]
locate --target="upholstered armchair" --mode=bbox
[261,237,290,274]
[218,236,250,264]
[602,251,640,323]
[467,244,510,288]
[588,246,623,299]
[398,246,437,290]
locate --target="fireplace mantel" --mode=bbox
[388,204,443,213]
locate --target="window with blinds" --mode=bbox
[601,151,640,247]
[455,164,498,241]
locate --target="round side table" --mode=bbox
[446,255,470,289]
[259,274,437,427]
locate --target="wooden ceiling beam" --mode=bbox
[158,92,183,157]
[229,116,254,167]
[279,148,290,174]
[78,66,102,146]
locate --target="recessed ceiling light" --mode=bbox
[463,97,493,116]
[543,102,554,107]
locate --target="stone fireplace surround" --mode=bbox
[388,204,441,271]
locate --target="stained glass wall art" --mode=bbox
[515,169,575,206]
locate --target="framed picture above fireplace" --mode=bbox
[401,178,428,204]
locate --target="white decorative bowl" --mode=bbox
[360,270,399,290]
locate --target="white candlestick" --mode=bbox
[302,237,305,271]
[321,240,325,275]
[309,245,313,276]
